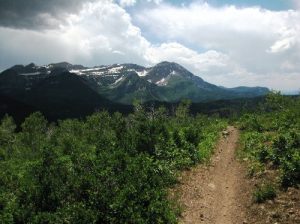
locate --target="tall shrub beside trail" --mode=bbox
[0,102,226,223]
[238,93,300,189]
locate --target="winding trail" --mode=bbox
[175,126,250,224]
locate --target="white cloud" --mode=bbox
[268,26,299,53]
[145,42,234,75]
[0,1,150,67]
[119,0,137,7]
[118,0,162,7]
[62,1,150,62]
[147,0,163,4]
[134,1,300,90]
[269,36,296,53]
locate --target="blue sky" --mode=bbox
[0,0,299,92]
[193,0,294,10]
[129,0,295,10]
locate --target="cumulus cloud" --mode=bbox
[0,1,229,78]
[145,42,235,75]
[269,26,299,53]
[0,1,150,68]
[134,1,300,90]
[136,3,300,52]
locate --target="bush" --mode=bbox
[239,93,300,199]
[239,114,263,132]
[281,151,300,187]
[0,103,226,223]
[253,183,276,203]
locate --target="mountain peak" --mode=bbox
[25,63,36,68]
[156,61,176,66]
[9,63,38,74]
[47,62,86,71]
[155,61,184,69]
[145,61,194,84]
[153,61,193,75]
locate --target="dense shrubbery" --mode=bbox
[0,102,226,223]
[238,92,300,189]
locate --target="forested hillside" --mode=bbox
[0,102,226,223]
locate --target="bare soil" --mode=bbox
[246,187,300,224]
[244,162,300,224]
[172,126,251,224]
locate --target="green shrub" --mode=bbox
[281,151,300,187]
[239,94,300,203]
[0,103,226,223]
[239,114,263,132]
[253,183,276,203]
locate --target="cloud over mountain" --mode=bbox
[135,2,300,90]
[0,0,299,92]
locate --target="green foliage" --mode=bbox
[264,91,290,111]
[0,103,226,223]
[175,100,191,119]
[239,93,300,188]
[281,150,300,187]
[253,183,276,203]
[239,114,263,132]
[19,112,48,159]
[0,115,16,160]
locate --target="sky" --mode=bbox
[0,0,299,92]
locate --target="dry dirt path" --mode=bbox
[175,126,250,224]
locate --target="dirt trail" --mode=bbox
[175,126,250,224]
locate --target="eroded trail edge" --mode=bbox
[175,126,250,224]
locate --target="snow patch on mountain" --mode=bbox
[170,70,176,75]
[113,76,124,85]
[70,69,84,75]
[136,70,148,77]
[108,66,124,74]
[156,78,168,86]
[70,68,107,76]
[20,72,41,76]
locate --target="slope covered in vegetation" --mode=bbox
[238,93,300,223]
[239,93,299,188]
[0,102,226,223]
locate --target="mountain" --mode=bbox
[23,71,118,119]
[66,61,269,104]
[227,86,272,97]
[0,61,270,115]
[0,67,131,120]
[0,93,37,125]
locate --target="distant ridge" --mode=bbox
[0,61,270,119]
